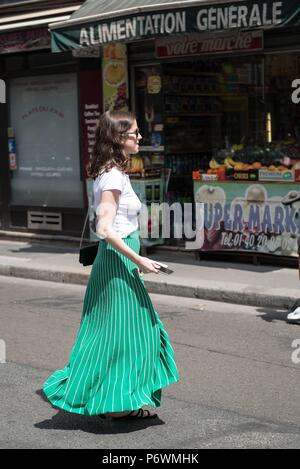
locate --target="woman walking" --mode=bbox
[42,110,179,419]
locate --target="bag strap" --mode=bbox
[80,211,89,249]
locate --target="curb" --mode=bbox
[145,280,297,310]
[0,230,83,245]
[0,264,297,311]
[0,265,88,286]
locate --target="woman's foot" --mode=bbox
[108,408,157,419]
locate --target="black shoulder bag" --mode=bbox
[79,211,99,266]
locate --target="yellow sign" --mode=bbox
[102,43,129,111]
[147,75,161,94]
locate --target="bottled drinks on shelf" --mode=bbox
[164,95,221,114]
[164,74,220,94]
[146,184,152,202]
[154,184,160,201]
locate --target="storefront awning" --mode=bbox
[49,0,300,53]
[0,4,83,54]
[0,5,81,33]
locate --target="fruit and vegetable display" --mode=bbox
[128,155,162,179]
[129,155,144,173]
[194,141,300,181]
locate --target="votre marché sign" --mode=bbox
[50,1,300,52]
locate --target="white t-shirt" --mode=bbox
[93,167,142,239]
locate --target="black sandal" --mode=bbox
[112,408,158,420]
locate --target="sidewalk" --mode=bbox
[0,237,299,310]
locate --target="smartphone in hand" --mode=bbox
[155,261,174,275]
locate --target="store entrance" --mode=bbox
[132,55,264,245]
[163,56,263,216]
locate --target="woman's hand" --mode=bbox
[137,256,160,274]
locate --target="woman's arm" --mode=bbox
[97,190,159,274]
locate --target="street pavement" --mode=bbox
[0,237,300,310]
[0,276,300,449]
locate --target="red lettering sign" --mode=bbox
[155,31,263,58]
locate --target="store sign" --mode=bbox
[0,28,50,54]
[79,70,102,178]
[51,1,300,52]
[194,181,300,257]
[155,31,263,58]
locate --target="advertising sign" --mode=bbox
[9,73,83,207]
[79,70,102,178]
[156,31,264,58]
[194,181,300,257]
[102,43,129,112]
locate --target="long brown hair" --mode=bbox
[87,110,136,179]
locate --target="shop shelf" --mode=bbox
[164,93,222,96]
[165,149,210,154]
[164,70,220,77]
[165,113,222,117]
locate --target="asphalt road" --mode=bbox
[0,275,300,449]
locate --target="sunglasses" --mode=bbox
[125,128,140,138]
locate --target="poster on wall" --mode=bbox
[194,181,300,257]
[79,70,102,240]
[9,73,82,208]
[102,43,129,111]
[79,70,102,178]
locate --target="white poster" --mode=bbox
[9,73,83,207]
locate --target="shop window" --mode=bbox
[132,54,300,247]
[133,64,164,149]
[9,73,83,208]
[162,57,265,211]
[192,53,300,258]
[265,54,300,143]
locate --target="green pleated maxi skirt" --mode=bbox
[42,230,179,415]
